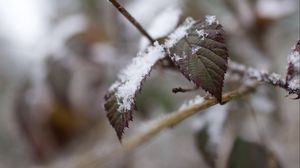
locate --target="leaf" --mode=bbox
[285,40,300,99]
[194,126,217,168]
[167,16,228,102]
[226,137,282,168]
[104,43,165,140]
[104,93,133,140]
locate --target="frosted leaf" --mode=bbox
[164,17,195,48]
[105,42,165,140]
[114,42,165,112]
[167,16,228,102]
[192,46,201,55]
[173,53,186,62]
[196,29,208,40]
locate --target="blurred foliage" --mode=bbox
[227,137,282,168]
[194,125,217,168]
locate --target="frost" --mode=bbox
[288,51,300,72]
[288,77,300,90]
[108,81,121,92]
[205,15,218,25]
[248,67,262,81]
[173,53,186,62]
[139,6,182,49]
[164,17,195,49]
[192,46,201,55]
[269,73,282,85]
[179,95,204,110]
[111,42,165,112]
[196,29,208,40]
[228,60,285,87]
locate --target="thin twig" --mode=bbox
[228,60,287,90]
[108,0,155,43]
[71,84,258,168]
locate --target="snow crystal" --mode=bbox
[288,51,300,72]
[269,73,282,85]
[109,81,121,92]
[205,15,218,25]
[112,42,165,112]
[173,53,183,62]
[179,95,204,110]
[192,46,201,55]
[288,77,300,90]
[164,17,195,49]
[196,29,208,40]
[139,6,182,49]
[248,67,262,81]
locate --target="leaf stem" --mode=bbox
[172,85,199,93]
[108,0,155,43]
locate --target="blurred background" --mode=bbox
[0,0,299,167]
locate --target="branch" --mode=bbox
[228,60,299,98]
[72,84,258,168]
[108,0,155,43]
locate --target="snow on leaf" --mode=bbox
[166,16,228,102]
[104,42,165,140]
[286,40,300,99]
[164,17,196,48]
[205,15,218,25]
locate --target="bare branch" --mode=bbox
[227,60,299,97]
[108,0,155,43]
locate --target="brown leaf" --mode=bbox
[104,43,165,140]
[167,16,228,102]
